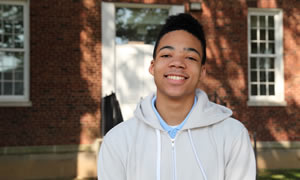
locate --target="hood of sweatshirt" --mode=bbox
[134,89,232,131]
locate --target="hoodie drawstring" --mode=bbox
[156,129,161,180]
[188,129,208,180]
[156,129,208,180]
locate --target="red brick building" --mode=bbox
[0,0,299,179]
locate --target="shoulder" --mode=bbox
[209,118,253,156]
[104,117,139,143]
[221,118,246,131]
[217,117,247,132]
[212,117,250,143]
[102,116,150,151]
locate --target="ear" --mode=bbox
[149,60,155,76]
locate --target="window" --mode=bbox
[0,0,30,106]
[247,8,286,106]
[116,7,169,45]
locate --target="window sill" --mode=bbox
[247,100,287,107]
[0,101,32,107]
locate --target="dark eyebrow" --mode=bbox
[158,46,201,57]
[184,47,201,57]
[158,46,174,52]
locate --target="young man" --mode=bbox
[98,13,256,180]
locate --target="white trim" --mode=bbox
[247,100,286,107]
[0,100,31,107]
[0,0,30,105]
[252,141,300,149]
[101,2,116,97]
[114,2,171,9]
[24,0,30,103]
[101,2,184,98]
[248,8,283,13]
[247,8,285,106]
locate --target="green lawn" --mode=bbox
[258,169,300,180]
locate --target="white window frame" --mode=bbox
[247,8,286,106]
[0,0,30,107]
[101,2,184,97]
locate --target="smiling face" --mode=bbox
[149,30,206,101]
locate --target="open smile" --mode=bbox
[164,74,188,81]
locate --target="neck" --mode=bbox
[156,94,195,126]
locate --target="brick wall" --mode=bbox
[0,0,102,146]
[0,0,299,147]
[196,0,300,141]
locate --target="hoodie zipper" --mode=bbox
[171,138,177,180]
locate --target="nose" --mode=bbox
[169,55,186,69]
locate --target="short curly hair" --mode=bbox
[153,13,207,65]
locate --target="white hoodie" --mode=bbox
[98,90,256,180]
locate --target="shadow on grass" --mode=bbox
[258,169,300,180]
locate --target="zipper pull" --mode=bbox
[171,139,175,147]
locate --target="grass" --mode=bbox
[258,169,300,180]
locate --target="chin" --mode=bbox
[159,89,194,99]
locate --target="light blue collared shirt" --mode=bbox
[151,96,198,139]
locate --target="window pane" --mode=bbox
[4,20,12,33]
[14,20,24,34]
[260,43,266,53]
[268,16,274,27]
[116,8,169,45]
[250,57,257,69]
[259,58,266,69]
[15,71,23,80]
[269,84,275,95]
[1,53,14,67]
[3,34,14,48]
[15,52,24,70]
[251,84,258,95]
[0,51,23,70]
[251,16,257,28]
[268,71,275,82]
[260,29,266,40]
[4,82,12,95]
[268,43,275,54]
[14,82,23,95]
[251,43,257,53]
[259,16,265,27]
[2,5,23,20]
[14,34,24,48]
[251,71,257,82]
[269,58,275,69]
[269,29,274,40]
[4,71,13,80]
[251,29,257,40]
[260,71,266,82]
[260,84,266,95]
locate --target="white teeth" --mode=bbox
[167,76,184,80]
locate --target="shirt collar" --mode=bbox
[151,95,198,138]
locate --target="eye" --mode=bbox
[161,54,171,58]
[187,56,198,61]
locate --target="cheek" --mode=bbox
[190,65,202,75]
[153,62,165,74]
